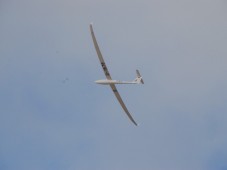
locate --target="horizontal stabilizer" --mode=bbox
[135,70,144,84]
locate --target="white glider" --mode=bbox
[90,24,144,126]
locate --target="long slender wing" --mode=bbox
[90,24,112,80]
[110,84,138,126]
[90,24,138,126]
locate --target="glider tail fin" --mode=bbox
[134,70,144,84]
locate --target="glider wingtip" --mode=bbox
[134,121,140,126]
[89,23,94,32]
[133,121,139,126]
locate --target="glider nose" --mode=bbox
[95,80,103,84]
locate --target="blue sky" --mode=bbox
[0,0,227,169]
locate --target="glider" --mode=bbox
[90,24,144,126]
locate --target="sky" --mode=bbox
[0,0,227,169]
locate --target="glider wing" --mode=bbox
[110,84,138,126]
[90,24,112,80]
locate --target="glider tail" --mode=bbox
[134,70,144,84]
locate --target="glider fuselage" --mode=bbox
[95,79,137,85]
